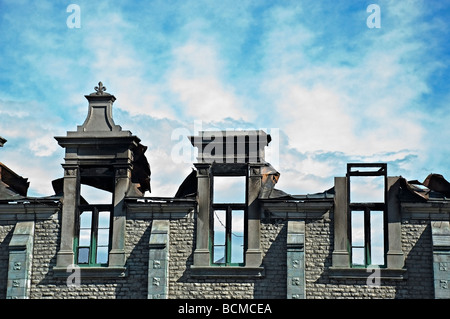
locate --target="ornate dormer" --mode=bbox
[55,82,150,194]
[54,82,150,273]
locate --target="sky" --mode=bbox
[0,0,450,199]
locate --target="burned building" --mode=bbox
[0,83,449,299]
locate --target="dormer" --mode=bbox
[54,82,150,275]
[189,130,274,277]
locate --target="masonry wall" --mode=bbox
[166,209,433,299]
[0,205,439,299]
[30,212,64,298]
[30,213,152,298]
[303,212,434,299]
[168,216,287,298]
[399,219,434,298]
[0,223,14,299]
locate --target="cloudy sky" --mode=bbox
[0,0,449,198]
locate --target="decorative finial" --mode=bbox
[94,82,107,95]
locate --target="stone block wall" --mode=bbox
[0,206,439,299]
[168,216,287,298]
[0,223,14,299]
[398,219,434,298]
[303,213,434,299]
[30,213,152,298]
[30,213,62,298]
[256,220,286,298]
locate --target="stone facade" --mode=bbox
[0,205,445,299]
[0,84,449,299]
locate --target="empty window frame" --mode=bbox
[350,209,385,266]
[211,175,246,266]
[75,205,112,266]
[347,163,387,267]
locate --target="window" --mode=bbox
[350,209,385,266]
[211,176,246,266]
[331,164,406,278]
[348,163,387,268]
[75,205,112,266]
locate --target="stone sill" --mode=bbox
[53,266,127,279]
[190,266,265,278]
[329,267,407,280]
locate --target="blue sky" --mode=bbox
[0,0,450,198]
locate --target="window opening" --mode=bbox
[370,210,385,265]
[80,184,112,205]
[78,210,92,264]
[347,163,387,268]
[212,208,245,265]
[351,210,365,266]
[75,205,112,266]
[213,176,246,204]
[349,175,385,203]
[211,175,246,266]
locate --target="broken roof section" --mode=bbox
[401,174,450,201]
[0,162,30,199]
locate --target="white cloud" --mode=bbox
[0,99,65,196]
[28,134,59,157]
[81,9,175,120]
[169,41,253,122]
[275,83,356,153]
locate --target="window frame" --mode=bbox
[349,204,386,268]
[210,171,248,267]
[74,204,113,267]
[347,163,388,269]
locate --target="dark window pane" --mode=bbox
[78,247,89,264]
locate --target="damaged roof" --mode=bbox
[0,162,29,199]
[269,174,450,203]
[401,173,450,202]
[174,163,450,203]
